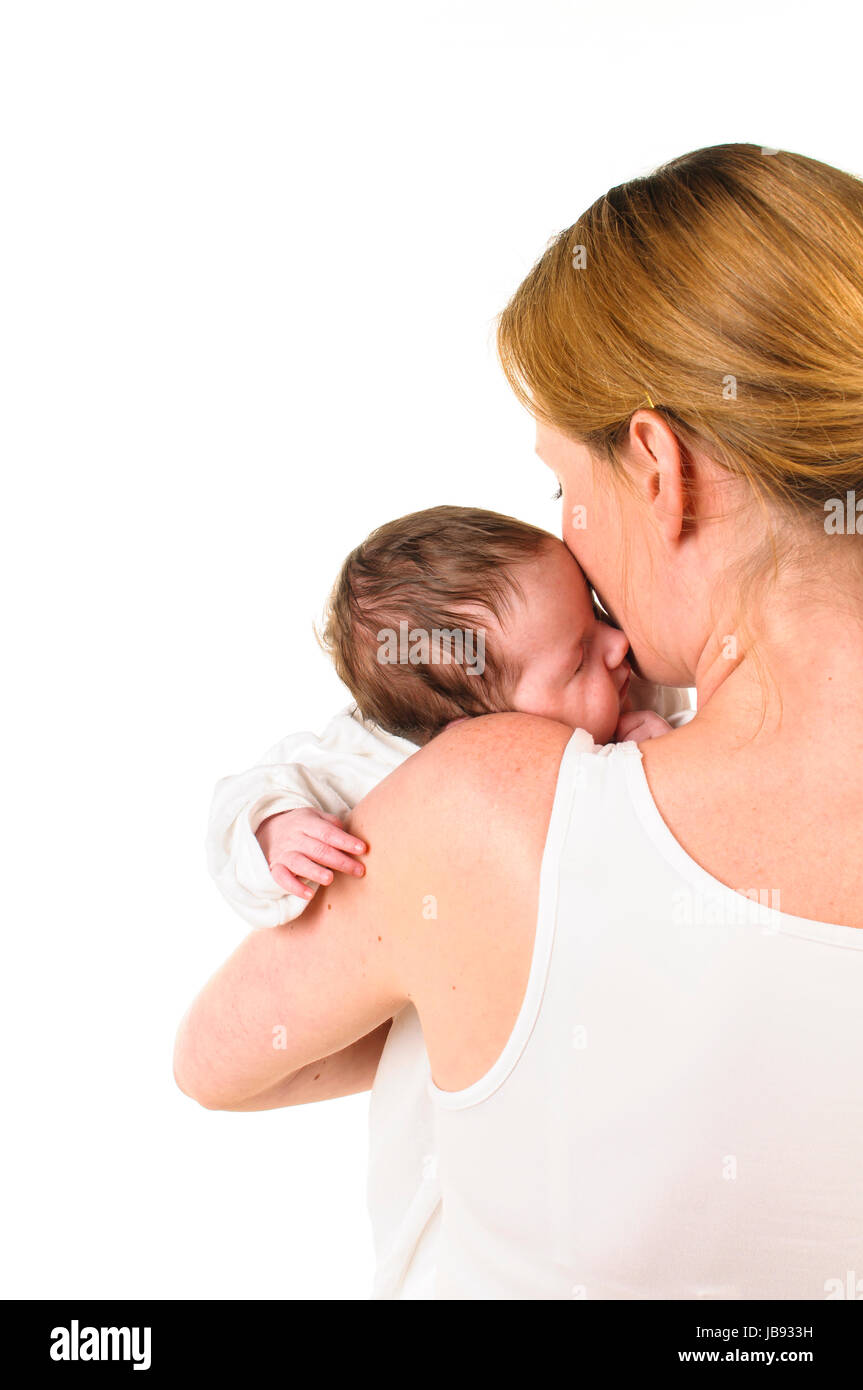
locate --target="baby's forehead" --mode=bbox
[497,544,594,628]
[537,536,591,590]
[552,537,586,571]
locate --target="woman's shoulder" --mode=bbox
[415,712,575,820]
[352,713,577,1092]
[347,712,575,898]
[426,710,575,768]
[368,712,577,895]
[344,713,577,964]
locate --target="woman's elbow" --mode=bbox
[173,1056,221,1110]
[172,1011,227,1110]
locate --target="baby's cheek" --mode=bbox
[597,684,622,744]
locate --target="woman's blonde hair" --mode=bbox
[496,143,863,599]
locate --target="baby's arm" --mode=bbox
[206,704,418,928]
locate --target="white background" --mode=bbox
[2,1,860,1299]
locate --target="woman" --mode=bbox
[174,143,863,1299]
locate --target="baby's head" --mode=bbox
[316,505,632,746]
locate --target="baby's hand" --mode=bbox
[615,708,672,744]
[256,809,367,900]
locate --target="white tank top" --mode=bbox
[366,1004,440,1298]
[427,731,863,1299]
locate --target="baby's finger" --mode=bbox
[313,817,368,856]
[270,863,317,899]
[304,838,366,878]
[282,851,339,887]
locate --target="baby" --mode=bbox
[255,504,685,893]
[205,504,693,1298]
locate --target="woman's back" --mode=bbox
[426,730,863,1299]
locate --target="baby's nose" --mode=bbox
[604,625,631,669]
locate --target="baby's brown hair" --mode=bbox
[315,505,557,744]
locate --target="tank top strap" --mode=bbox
[428,728,634,1112]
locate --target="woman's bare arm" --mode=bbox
[176,1019,393,1111]
[173,713,571,1109]
[173,760,414,1109]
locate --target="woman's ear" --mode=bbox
[627,410,688,544]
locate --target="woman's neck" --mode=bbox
[694,590,863,740]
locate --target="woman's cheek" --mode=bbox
[563,531,591,576]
